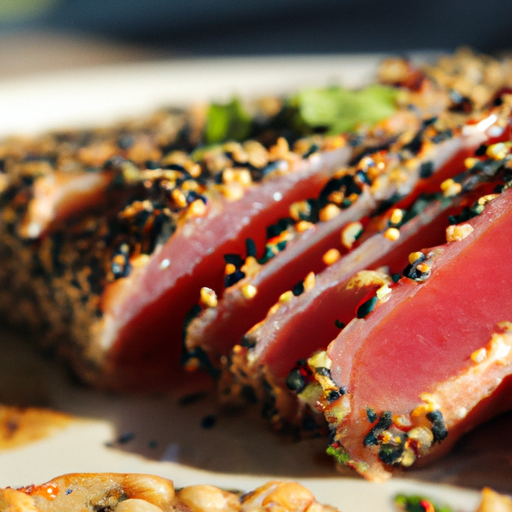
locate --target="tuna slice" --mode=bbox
[185,115,492,363]
[0,122,360,392]
[2,49,511,396]
[221,155,505,432]
[77,143,355,390]
[320,184,512,481]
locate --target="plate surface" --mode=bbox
[0,55,509,512]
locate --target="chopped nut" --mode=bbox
[408,251,424,264]
[303,272,316,291]
[242,284,258,299]
[464,157,480,169]
[278,291,294,303]
[390,208,403,225]
[200,287,218,308]
[341,222,363,249]
[296,220,315,232]
[486,141,512,160]
[471,347,487,363]
[446,223,474,242]
[384,227,400,241]
[188,199,207,216]
[322,248,341,265]
[319,203,341,222]
[440,178,462,197]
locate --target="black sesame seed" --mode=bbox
[276,240,287,252]
[355,169,371,186]
[117,431,135,444]
[356,295,378,318]
[70,277,82,290]
[366,407,378,423]
[286,368,306,393]
[241,385,258,404]
[327,389,341,402]
[266,217,292,239]
[258,246,275,264]
[349,135,364,147]
[426,410,448,443]
[145,160,160,170]
[423,117,438,127]
[363,411,392,447]
[391,273,401,283]
[431,129,453,144]
[303,143,319,158]
[245,238,257,258]
[419,161,434,179]
[186,190,206,204]
[403,256,430,282]
[475,144,488,156]
[103,155,125,172]
[350,137,399,165]
[364,432,378,446]
[402,131,423,155]
[315,367,331,378]
[261,161,282,177]
[178,391,208,407]
[117,134,135,150]
[224,253,243,266]
[224,268,245,287]
[292,280,305,296]
[241,335,256,349]
[334,319,346,329]
[378,443,404,465]
[201,415,216,429]
[165,163,187,172]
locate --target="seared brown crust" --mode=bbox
[0,102,352,390]
[0,473,339,512]
[1,48,511,393]
[217,96,512,438]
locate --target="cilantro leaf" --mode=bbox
[293,84,399,134]
[205,98,252,144]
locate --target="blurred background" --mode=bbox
[1,0,512,78]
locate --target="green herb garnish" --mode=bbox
[293,84,399,134]
[326,444,350,465]
[205,98,252,144]
[202,84,399,146]
[394,494,453,512]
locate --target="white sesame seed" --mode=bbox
[160,258,171,270]
[27,222,42,239]
[489,125,505,138]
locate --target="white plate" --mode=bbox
[0,55,507,512]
